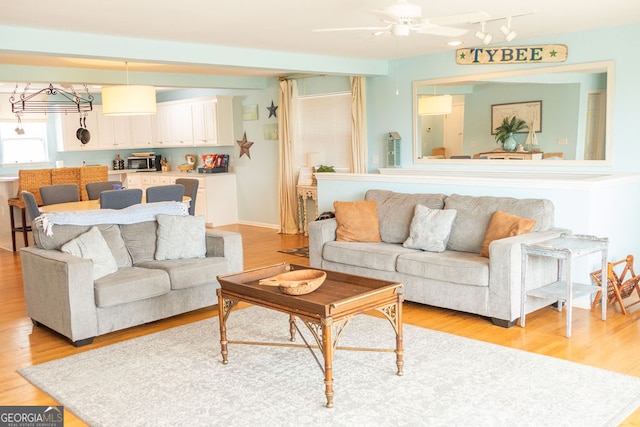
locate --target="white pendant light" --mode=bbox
[419,95,452,115]
[102,63,157,116]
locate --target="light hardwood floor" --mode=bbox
[2,224,640,426]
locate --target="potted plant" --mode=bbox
[494,116,528,151]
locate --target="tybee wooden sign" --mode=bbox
[456,44,568,65]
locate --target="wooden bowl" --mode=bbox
[259,269,326,295]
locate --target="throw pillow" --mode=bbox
[402,205,457,253]
[333,200,381,242]
[60,226,118,280]
[155,214,206,260]
[480,211,536,257]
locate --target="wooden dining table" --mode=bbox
[39,196,191,213]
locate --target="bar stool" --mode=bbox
[8,197,29,252]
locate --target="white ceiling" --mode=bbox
[0,0,638,79]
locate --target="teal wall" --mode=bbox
[366,23,640,173]
[2,22,639,227]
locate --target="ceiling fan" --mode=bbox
[313,0,490,37]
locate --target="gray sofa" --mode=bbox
[20,203,243,346]
[309,190,568,327]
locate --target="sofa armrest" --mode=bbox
[20,247,98,343]
[308,218,338,268]
[487,228,571,322]
[205,230,243,273]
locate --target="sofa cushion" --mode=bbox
[396,251,490,287]
[33,223,132,267]
[480,211,536,257]
[93,267,171,308]
[137,257,229,290]
[333,200,381,242]
[155,214,206,260]
[120,221,157,264]
[365,190,446,243]
[323,241,415,272]
[60,226,119,280]
[445,194,554,253]
[403,205,457,253]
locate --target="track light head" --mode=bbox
[499,17,517,42]
[474,22,493,45]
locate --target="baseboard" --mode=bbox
[236,220,279,229]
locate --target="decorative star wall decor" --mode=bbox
[237,131,254,159]
[267,100,278,118]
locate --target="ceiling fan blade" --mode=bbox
[428,11,491,26]
[415,25,469,37]
[313,24,392,33]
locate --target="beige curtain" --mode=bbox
[350,76,368,174]
[277,79,300,234]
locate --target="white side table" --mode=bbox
[296,184,318,236]
[520,233,608,337]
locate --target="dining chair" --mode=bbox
[40,184,80,205]
[100,189,143,210]
[175,179,199,215]
[21,191,42,222]
[86,181,123,200]
[146,184,185,203]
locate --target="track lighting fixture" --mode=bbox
[474,22,492,45]
[499,17,517,42]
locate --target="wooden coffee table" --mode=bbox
[216,263,404,408]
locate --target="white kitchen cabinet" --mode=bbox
[125,173,141,189]
[57,96,237,151]
[122,172,236,226]
[192,100,217,146]
[57,109,101,151]
[153,103,193,147]
[97,107,132,150]
[130,114,155,148]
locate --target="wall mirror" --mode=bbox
[412,61,613,164]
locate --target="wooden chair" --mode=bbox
[7,169,51,251]
[175,178,199,215]
[543,152,564,159]
[100,189,143,210]
[40,184,80,205]
[86,181,123,200]
[146,184,185,203]
[591,255,640,314]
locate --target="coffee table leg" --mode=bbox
[395,297,404,376]
[289,314,296,342]
[376,295,404,376]
[322,318,334,408]
[217,290,238,365]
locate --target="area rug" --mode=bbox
[277,246,309,258]
[19,306,640,427]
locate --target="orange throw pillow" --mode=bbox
[334,200,382,242]
[480,211,536,257]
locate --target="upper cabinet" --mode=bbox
[57,96,237,151]
[57,109,101,151]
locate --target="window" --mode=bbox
[0,122,49,165]
[298,92,351,169]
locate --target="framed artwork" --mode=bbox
[263,123,278,140]
[491,100,542,134]
[243,104,259,121]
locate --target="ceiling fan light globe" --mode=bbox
[385,2,422,21]
[392,24,411,36]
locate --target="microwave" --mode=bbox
[127,155,162,171]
